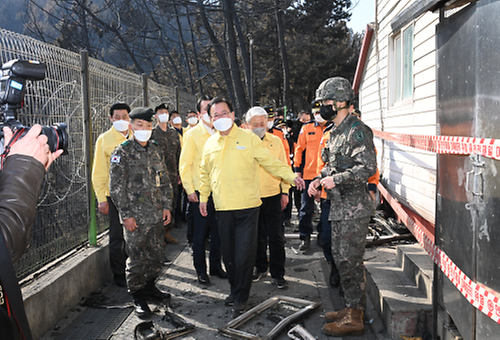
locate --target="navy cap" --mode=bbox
[129,107,155,122]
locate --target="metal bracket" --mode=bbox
[218,295,320,340]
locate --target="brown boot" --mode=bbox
[164,228,179,244]
[322,308,364,337]
[324,307,349,322]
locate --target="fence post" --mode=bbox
[81,51,97,246]
[142,74,149,106]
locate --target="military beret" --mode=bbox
[154,103,169,112]
[129,107,155,122]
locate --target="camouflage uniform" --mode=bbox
[109,138,173,294]
[152,125,181,214]
[320,113,377,310]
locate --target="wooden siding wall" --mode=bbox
[359,0,439,222]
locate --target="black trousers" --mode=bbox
[187,193,222,275]
[107,197,127,276]
[216,207,259,303]
[255,194,285,279]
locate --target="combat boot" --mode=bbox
[322,308,364,336]
[324,307,349,321]
[144,279,171,302]
[164,227,179,244]
[132,290,151,317]
[298,235,310,252]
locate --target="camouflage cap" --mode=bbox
[315,77,354,102]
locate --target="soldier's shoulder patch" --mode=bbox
[354,130,365,142]
[111,155,121,164]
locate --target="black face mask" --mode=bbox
[320,104,337,121]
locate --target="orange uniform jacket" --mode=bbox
[293,121,332,180]
[268,127,291,166]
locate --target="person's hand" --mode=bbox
[4,125,63,170]
[163,209,172,225]
[98,201,109,215]
[199,202,208,217]
[320,176,335,190]
[307,179,321,197]
[187,192,199,203]
[294,176,306,191]
[280,194,289,210]
[123,217,137,232]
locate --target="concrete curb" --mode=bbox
[21,236,112,339]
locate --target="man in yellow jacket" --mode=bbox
[91,102,131,287]
[199,97,305,315]
[179,95,225,285]
[246,107,291,289]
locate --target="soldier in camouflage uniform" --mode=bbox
[152,103,181,245]
[308,77,377,337]
[109,107,173,317]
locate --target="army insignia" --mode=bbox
[111,155,121,163]
[354,131,365,142]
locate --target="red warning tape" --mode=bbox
[373,129,500,160]
[375,131,500,324]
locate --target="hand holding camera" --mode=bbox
[3,124,63,169]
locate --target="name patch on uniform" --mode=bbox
[237,145,246,150]
[111,155,121,163]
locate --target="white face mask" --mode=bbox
[314,113,325,123]
[172,117,182,125]
[267,121,274,129]
[113,119,129,132]
[134,129,152,142]
[213,117,233,132]
[157,113,169,123]
[202,113,212,124]
[187,117,198,125]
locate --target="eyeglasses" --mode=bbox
[212,111,231,120]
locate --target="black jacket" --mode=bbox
[0,154,45,340]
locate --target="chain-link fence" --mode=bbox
[0,28,196,279]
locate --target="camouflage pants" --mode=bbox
[124,222,165,294]
[330,217,370,310]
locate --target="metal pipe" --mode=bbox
[80,50,97,246]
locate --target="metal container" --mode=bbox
[436,1,500,338]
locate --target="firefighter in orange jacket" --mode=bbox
[293,102,332,252]
[264,106,291,166]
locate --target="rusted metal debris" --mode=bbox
[133,309,195,340]
[218,295,321,340]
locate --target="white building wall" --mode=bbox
[359,0,439,222]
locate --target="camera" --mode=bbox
[0,59,68,154]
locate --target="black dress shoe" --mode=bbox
[210,268,228,279]
[198,273,210,284]
[132,291,151,318]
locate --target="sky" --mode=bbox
[347,0,375,34]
